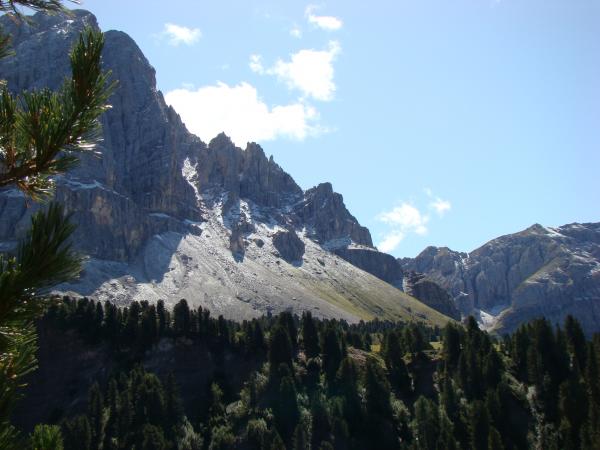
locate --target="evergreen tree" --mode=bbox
[311,396,332,450]
[301,311,320,358]
[322,325,344,386]
[565,315,587,371]
[173,299,191,336]
[469,400,490,450]
[30,424,64,450]
[268,325,294,376]
[62,415,92,450]
[274,375,300,441]
[0,18,114,446]
[292,423,310,450]
[411,396,439,450]
[279,311,298,352]
[88,382,104,449]
[246,418,269,450]
[383,331,412,396]
[157,300,167,336]
[140,304,158,348]
[487,427,504,450]
[443,323,462,370]
[164,373,184,433]
[138,424,168,450]
[336,357,363,428]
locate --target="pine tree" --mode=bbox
[336,357,363,428]
[138,424,168,450]
[292,423,310,450]
[30,424,64,450]
[173,299,191,336]
[164,373,184,434]
[157,300,167,336]
[62,415,92,450]
[279,311,298,352]
[411,396,439,450]
[442,323,460,369]
[469,400,490,450]
[322,325,344,386]
[88,382,104,449]
[487,427,504,450]
[301,311,320,358]
[268,325,294,376]
[0,21,113,445]
[140,304,158,348]
[274,375,300,441]
[103,379,120,450]
[565,315,587,371]
[364,358,387,401]
[310,396,332,450]
[383,331,412,396]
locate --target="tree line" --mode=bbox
[19,297,600,450]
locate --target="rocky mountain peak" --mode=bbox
[400,221,600,334]
[296,182,373,247]
[0,9,453,327]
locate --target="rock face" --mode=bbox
[295,183,372,247]
[404,272,461,321]
[333,248,403,287]
[0,10,452,328]
[272,229,305,263]
[400,223,600,335]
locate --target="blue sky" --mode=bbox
[81,0,599,257]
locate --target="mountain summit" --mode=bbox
[400,222,600,334]
[0,10,449,326]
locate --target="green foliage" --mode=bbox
[0,27,115,197]
[13,302,600,450]
[0,7,114,446]
[301,311,320,358]
[30,424,64,450]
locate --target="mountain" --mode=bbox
[400,222,600,334]
[0,10,450,327]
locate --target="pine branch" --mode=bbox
[0,203,81,331]
[0,0,73,15]
[0,27,116,199]
[0,322,37,450]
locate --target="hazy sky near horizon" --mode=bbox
[79,0,599,257]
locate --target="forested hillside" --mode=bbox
[14,297,600,449]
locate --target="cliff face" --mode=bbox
[404,272,461,321]
[0,10,450,328]
[400,223,600,334]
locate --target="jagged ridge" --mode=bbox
[0,10,451,327]
[400,222,600,334]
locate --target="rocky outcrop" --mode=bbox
[0,10,454,328]
[333,248,403,287]
[0,11,365,262]
[404,272,461,321]
[0,11,202,260]
[295,183,373,247]
[272,229,305,263]
[400,223,600,334]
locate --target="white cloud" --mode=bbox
[430,198,451,216]
[252,41,340,101]
[378,231,405,253]
[290,25,302,38]
[424,188,452,216]
[377,190,452,253]
[249,54,265,74]
[379,203,429,235]
[305,5,343,31]
[165,82,322,147]
[376,203,430,252]
[162,23,201,46]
